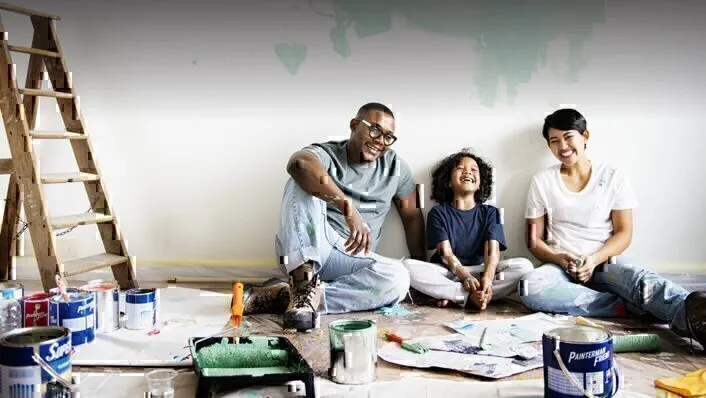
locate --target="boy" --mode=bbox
[403,149,533,311]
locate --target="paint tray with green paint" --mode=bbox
[188,335,315,397]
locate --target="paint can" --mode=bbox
[328,319,377,385]
[542,326,621,397]
[80,280,120,333]
[0,326,72,397]
[0,282,24,300]
[125,288,158,330]
[49,292,96,347]
[22,292,54,327]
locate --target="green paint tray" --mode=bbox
[188,335,315,397]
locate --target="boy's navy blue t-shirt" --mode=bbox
[427,203,507,266]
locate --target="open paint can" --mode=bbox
[542,326,621,397]
[81,280,120,333]
[328,319,377,385]
[0,326,74,396]
[49,292,96,347]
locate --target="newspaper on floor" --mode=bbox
[439,312,568,359]
[377,341,544,379]
[410,333,539,359]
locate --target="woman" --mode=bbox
[519,108,705,346]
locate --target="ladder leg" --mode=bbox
[0,174,21,280]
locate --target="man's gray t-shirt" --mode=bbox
[303,140,416,251]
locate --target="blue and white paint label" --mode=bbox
[125,288,158,330]
[0,330,72,397]
[49,293,96,347]
[542,327,615,398]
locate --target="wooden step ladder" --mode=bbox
[0,3,138,291]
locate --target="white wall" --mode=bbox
[2,0,706,279]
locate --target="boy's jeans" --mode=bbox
[518,256,690,335]
[274,178,410,314]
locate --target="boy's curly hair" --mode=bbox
[430,149,494,204]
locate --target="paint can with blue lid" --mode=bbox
[49,292,96,347]
[125,288,159,330]
[0,326,73,397]
[542,326,621,398]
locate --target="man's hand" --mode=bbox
[343,200,370,255]
[574,254,598,284]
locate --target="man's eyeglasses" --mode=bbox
[358,119,398,146]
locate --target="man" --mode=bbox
[245,102,425,331]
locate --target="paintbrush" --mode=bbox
[54,273,69,301]
[384,331,429,354]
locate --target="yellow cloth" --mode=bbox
[655,369,706,397]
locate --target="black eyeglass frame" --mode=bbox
[358,118,398,146]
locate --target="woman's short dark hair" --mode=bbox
[430,149,493,204]
[542,108,587,142]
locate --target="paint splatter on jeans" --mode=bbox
[518,255,690,336]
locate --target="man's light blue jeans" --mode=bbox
[274,178,410,314]
[518,256,690,335]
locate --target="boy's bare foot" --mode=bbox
[463,293,485,312]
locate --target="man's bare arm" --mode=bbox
[286,150,347,212]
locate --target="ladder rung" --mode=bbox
[0,3,61,20]
[19,88,74,99]
[41,172,99,184]
[61,253,128,277]
[8,45,60,58]
[52,213,113,230]
[30,131,88,140]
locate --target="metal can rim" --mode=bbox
[329,319,376,333]
[0,326,71,347]
[544,326,612,343]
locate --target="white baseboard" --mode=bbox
[8,257,706,284]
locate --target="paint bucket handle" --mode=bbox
[31,352,79,392]
[553,349,621,398]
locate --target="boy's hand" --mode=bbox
[459,271,481,294]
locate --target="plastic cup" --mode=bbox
[145,369,177,397]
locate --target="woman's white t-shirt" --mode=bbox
[525,163,638,257]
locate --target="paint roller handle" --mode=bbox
[231,282,244,327]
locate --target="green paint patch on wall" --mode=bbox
[274,43,308,75]
[278,0,606,106]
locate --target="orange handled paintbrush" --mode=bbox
[231,282,244,328]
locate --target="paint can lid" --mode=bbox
[80,282,117,292]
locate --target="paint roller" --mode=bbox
[196,339,289,369]
[576,316,661,353]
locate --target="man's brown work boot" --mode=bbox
[283,262,323,332]
[242,278,290,315]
